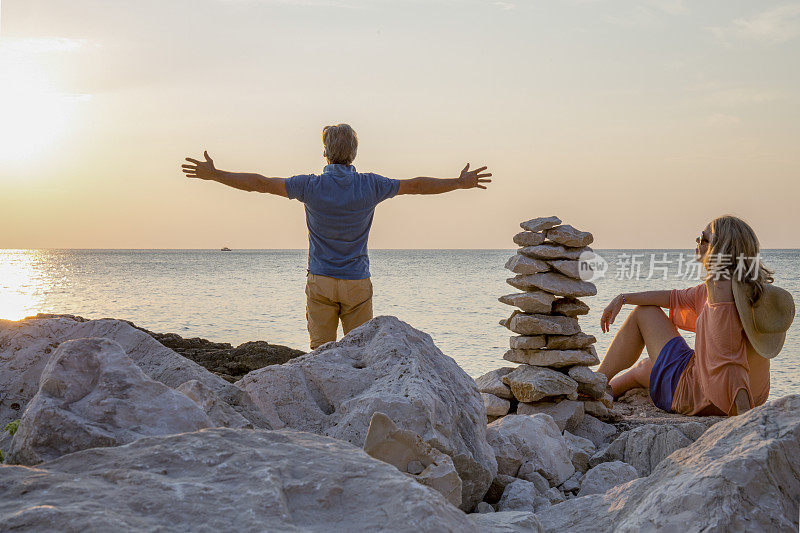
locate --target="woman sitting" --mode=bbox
[597,215,794,416]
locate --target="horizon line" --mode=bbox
[3,248,800,252]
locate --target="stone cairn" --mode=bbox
[476,216,615,430]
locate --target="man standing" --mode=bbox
[182,124,492,349]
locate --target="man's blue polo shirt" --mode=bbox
[285,164,401,280]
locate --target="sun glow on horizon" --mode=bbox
[0,43,88,162]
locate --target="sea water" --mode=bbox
[1,249,798,398]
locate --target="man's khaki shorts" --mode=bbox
[305,273,373,350]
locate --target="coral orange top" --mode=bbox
[669,282,770,416]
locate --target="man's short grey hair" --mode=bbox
[323,124,358,166]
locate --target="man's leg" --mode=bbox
[597,305,679,397]
[340,277,373,335]
[305,275,340,350]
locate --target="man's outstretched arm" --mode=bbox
[182,151,288,197]
[396,163,492,195]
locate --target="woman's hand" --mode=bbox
[600,294,625,333]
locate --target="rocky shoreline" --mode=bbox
[0,313,797,532]
[30,313,307,382]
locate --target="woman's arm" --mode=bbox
[619,291,671,308]
[600,290,671,333]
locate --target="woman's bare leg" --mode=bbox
[610,358,654,396]
[597,305,680,397]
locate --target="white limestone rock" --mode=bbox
[588,422,706,476]
[502,365,579,403]
[483,393,511,417]
[520,216,561,233]
[536,395,800,532]
[177,379,253,429]
[504,254,549,275]
[364,412,462,507]
[486,473,519,503]
[498,291,555,314]
[236,315,497,511]
[547,259,584,279]
[584,392,617,420]
[504,313,581,336]
[544,487,566,505]
[545,332,596,350]
[517,400,584,432]
[567,364,604,384]
[509,335,547,351]
[0,430,11,459]
[486,414,575,486]
[498,309,522,329]
[8,338,213,465]
[507,272,597,298]
[0,428,478,532]
[577,461,639,497]
[518,244,592,261]
[503,347,598,368]
[583,400,617,421]
[512,231,546,247]
[563,430,597,473]
[469,511,544,533]
[475,367,515,400]
[599,391,614,409]
[0,315,270,430]
[552,297,590,317]
[545,225,594,247]
[515,466,550,492]
[567,365,608,399]
[497,478,543,512]
[570,414,618,448]
[473,501,495,513]
[559,471,583,493]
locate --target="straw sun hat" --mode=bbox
[732,278,796,359]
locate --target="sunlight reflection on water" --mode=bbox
[0,250,47,320]
[0,249,798,399]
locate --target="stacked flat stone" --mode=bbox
[476,216,615,430]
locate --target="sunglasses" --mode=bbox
[696,232,710,245]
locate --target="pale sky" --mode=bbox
[1,0,798,249]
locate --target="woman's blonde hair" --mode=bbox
[322,124,358,166]
[704,215,774,304]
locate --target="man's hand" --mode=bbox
[182,151,219,181]
[456,163,492,189]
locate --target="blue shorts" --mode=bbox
[649,335,694,413]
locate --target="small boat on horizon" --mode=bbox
[221,247,232,252]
